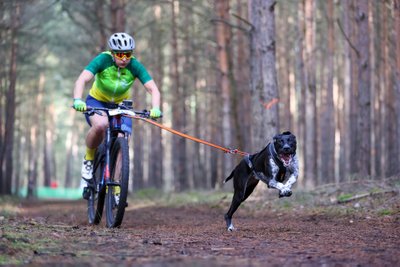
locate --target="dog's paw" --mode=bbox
[279,189,292,198]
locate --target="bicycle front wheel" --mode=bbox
[88,144,106,225]
[106,137,130,228]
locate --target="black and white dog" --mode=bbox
[224,131,299,231]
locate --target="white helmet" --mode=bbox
[108,32,135,51]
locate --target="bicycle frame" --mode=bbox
[104,114,128,183]
[84,103,150,227]
[88,105,149,185]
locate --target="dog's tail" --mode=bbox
[223,170,235,183]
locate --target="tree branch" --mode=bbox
[210,18,250,33]
[230,12,255,31]
[337,190,397,204]
[336,18,360,58]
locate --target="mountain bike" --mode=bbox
[82,100,151,228]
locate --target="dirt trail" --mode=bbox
[1,190,399,267]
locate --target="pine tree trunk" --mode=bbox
[249,0,279,149]
[215,0,233,177]
[355,0,371,176]
[147,5,164,190]
[338,0,352,182]
[384,1,398,177]
[320,0,335,184]
[371,2,382,178]
[132,82,145,191]
[170,0,188,192]
[294,0,306,187]
[347,1,359,177]
[64,110,78,188]
[304,0,317,186]
[234,0,251,153]
[111,0,126,33]
[394,0,400,170]
[1,2,20,195]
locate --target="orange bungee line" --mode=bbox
[130,115,249,156]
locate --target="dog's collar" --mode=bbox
[244,144,290,185]
[268,142,285,169]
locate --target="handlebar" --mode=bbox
[84,106,151,119]
[73,100,161,120]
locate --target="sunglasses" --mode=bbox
[112,51,133,60]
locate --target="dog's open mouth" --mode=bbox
[279,154,293,167]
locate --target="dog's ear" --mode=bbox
[273,134,280,143]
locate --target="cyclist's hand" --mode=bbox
[73,98,86,112]
[150,108,162,119]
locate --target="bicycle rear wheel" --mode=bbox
[106,137,130,228]
[87,144,106,225]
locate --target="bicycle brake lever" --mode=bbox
[85,109,103,116]
[85,110,94,116]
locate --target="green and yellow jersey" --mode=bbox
[85,51,152,103]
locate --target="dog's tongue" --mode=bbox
[279,154,292,166]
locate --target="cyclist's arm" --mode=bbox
[143,80,161,109]
[73,70,94,99]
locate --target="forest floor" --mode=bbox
[1,177,399,267]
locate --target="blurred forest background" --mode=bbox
[0,0,399,197]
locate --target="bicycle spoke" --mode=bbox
[87,144,106,225]
[106,137,129,228]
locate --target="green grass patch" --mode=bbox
[0,196,22,218]
[337,193,353,203]
[377,209,396,216]
[0,222,62,265]
[132,189,232,207]
[277,199,293,209]
[165,191,231,206]
[134,188,163,200]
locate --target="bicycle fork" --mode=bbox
[104,119,121,200]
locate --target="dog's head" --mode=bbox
[273,131,297,166]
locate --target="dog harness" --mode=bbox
[244,143,287,184]
[268,143,286,170]
[244,154,267,183]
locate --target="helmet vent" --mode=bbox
[108,32,135,51]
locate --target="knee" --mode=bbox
[91,120,108,133]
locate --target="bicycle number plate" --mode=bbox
[109,109,136,117]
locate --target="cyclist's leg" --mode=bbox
[86,114,108,151]
[81,96,109,183]
[85,95,110,157]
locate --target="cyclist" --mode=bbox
[72,32,162,194]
